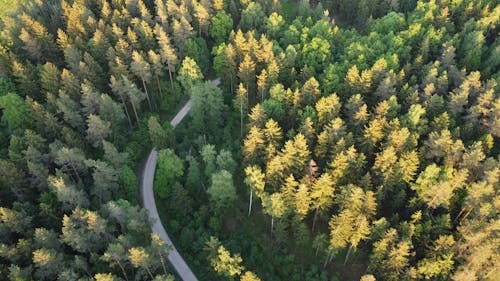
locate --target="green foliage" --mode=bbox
[154,149,184,199]
[0,93,33,132]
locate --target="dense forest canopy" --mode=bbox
[0,0,499,280]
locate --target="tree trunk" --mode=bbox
[323,251,332,268]
[248,190,253,216]
[69,161,81,182]
[246,84,250,114]
[144,265,154,280]
[130,101,140,127]
[240,97,243,139]
[115,259,129,281]
[141,76,153,111]
[312,208,319,231]
[168,68,174,91]
[344,244,353,266]
[271,216,274,236]
[155,74,163,99]
[158,251,168,275]
[118,93,133,127]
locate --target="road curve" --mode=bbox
[140,78,220,281]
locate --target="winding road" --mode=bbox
[140,79,220,281]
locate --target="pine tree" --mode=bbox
[131,51,153,110]
[244,165,265,216]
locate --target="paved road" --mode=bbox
[140,78,220,281]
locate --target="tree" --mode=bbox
[210,11,233,44]
[99,93,126,127]
[129,247,155,279]
[193,0,211,36]
[48,176,89,211]
[257,69,268,101]
[235,83,248,137]
[87,160,119,203]
[295,184,311,219]
[238,54,256,94]
[262,192,286,235]
[328,186,377,265]
[240,2,265,32]
[172,17,194,55]
[0,93,33,132]
[102,242,130,281]
[32,248,64,280]
[86,114,111,148]
[55,147,87,182]
[40,62,61,94]
[61,208,107,254]
[189,81,224,141]
[411,165,468,209]
[177,56,203,91]
[243,126,265,165]
[148,116,171,149]
[121,75,145,125]
[216,149,236,173]
[266,12,285,39]
[148,50,164,98]
[131,51,153,110]
[301,77,321,105]
[240,271,261,281]
[310,173,335,230]
[316,94,341,128]
[208,241,244,278]
[155,149,184,199]
[368,228,415,281]
[244,165,265,216]
[110,75,133,127]
[201,144,217,181]
[154,24,178,91]
[208,170,236,213]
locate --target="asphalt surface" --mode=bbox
[140,78,220,281]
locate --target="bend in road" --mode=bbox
[140,78,220,281]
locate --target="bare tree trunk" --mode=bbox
[115,259,129,281]
[271,216,274,236]
[130,101,140,127]
[118,94,133,127]
[323,251,332,268]
[158,252,168,275]
[312,208,319,231]
[248,190,253,216]
[144,265,154,280]
[155,74,163,98]
[141,76,153,111]
[344,244,353,266]
[168,68,174,91]
[240,97,243,138]
[69,161,81,182]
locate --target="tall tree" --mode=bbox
[328,186,377,265]
[131,51,153,110]
[244,165,265,216]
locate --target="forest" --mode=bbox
[0,0,499,280]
